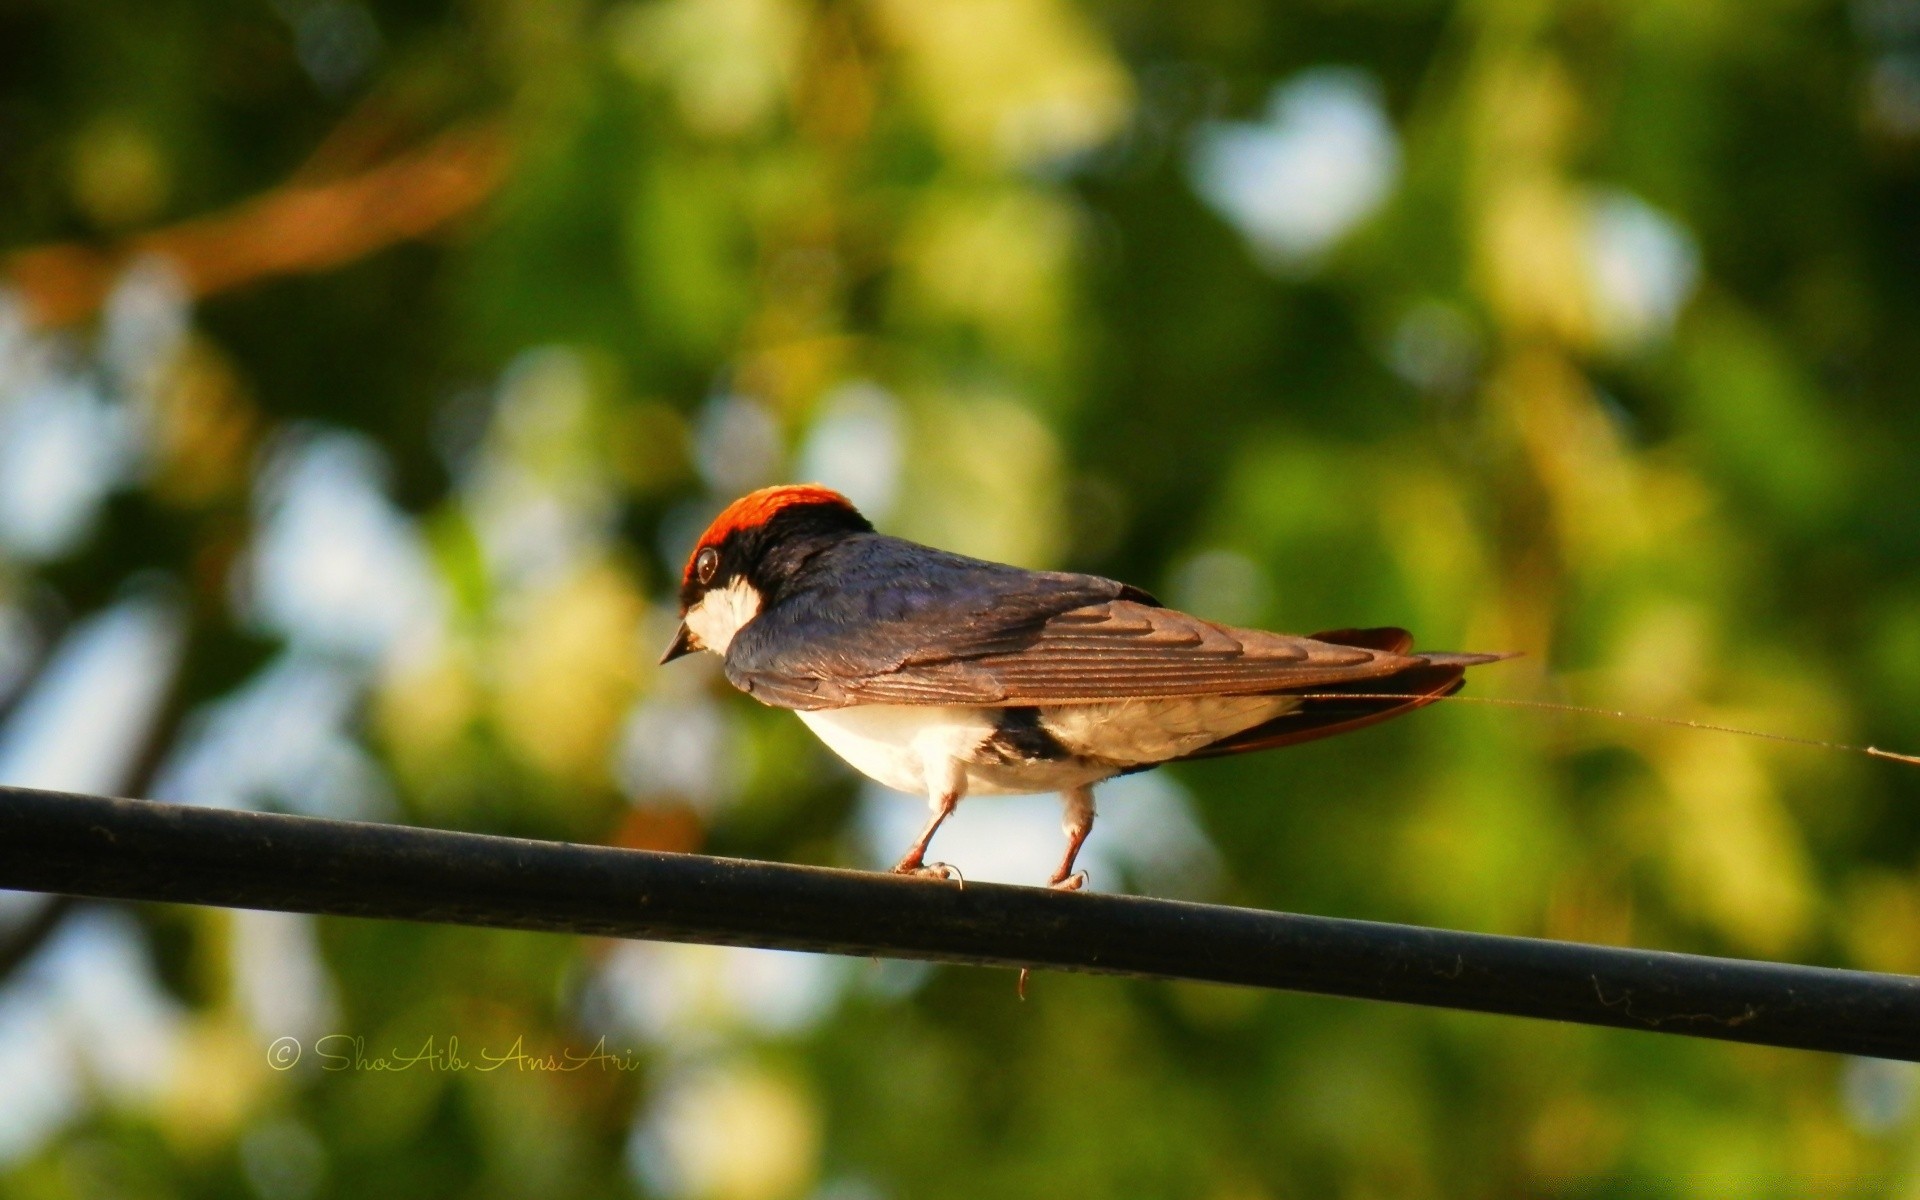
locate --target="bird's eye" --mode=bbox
[695,547,720,585]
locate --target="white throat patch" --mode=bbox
[684,577,763,655]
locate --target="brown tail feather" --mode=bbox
[1178,663,1470,761]
[1306,626,1415,654]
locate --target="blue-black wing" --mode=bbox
[720,533,1467,710]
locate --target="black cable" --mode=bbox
[2,785,1915,1060]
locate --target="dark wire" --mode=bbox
[2,786,1916,1061]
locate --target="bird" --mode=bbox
[661,483,1512,890]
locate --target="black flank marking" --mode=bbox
[981,707,1071,765]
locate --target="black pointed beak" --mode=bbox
[660,622,698,664]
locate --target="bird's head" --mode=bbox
[661,484,871,663]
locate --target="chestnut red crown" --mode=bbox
[681,484,858,584]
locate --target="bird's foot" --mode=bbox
[892,860,964,888]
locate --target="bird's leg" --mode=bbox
[892,763,964,885]
[1017,786,1098,997]
[891,797,958,878]
[1048,784,1096,891]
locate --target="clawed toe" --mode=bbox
[894,861,965,887]
[1048,871,1087,892]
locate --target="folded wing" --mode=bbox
[728,593,1505,711]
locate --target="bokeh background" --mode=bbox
[3,0,1920,1194]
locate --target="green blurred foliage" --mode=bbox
[4,0,1920,1195]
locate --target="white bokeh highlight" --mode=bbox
[694,392,784,495]
[796,382,905,521]
[0,591,186,797]
[615,693,741,812]
[151,652,391,819]
[1585,188,1701,349]
[245,429,443,663]
[0,379,137,561]
[0,264,186,562]
[586,942,848,1051]
[0,909,187,1165]
[1191,67,1401,272]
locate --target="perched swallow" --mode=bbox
[663,484,1511,889]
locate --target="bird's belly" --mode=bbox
[795,694,1300,798]
[796,704,1113,796]
[795,705,995,796]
